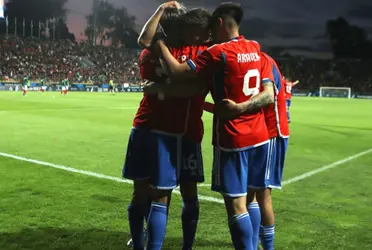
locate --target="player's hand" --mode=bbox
[214,99,243,120]
[159,1,181,11]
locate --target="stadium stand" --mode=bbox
[0,37,141,84]
[0,37,371,94]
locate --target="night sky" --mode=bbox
[66,0,372,58]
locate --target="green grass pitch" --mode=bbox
[1,91,372,250]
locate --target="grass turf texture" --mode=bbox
[1,91,372,249]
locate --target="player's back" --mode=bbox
[210,37,269,149]
[168,45,209,142]
[133,49,167,130]
[134,46,207,138]
[285,80,293,100]
[261,52,289,138]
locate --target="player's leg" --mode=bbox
[146,132,181,250]
[123,128,152,249]
[128,180,151,249]
[286,99,291,123]
[179,139,204,250]
[261,137,288,250]
[147,188,171,250]
[212,147,254,250]
[247,192,261,250]
[23,86,27,96]
[179,182,199,250]
[256,189,274,250]
[248,139,276,250]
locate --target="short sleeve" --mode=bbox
[186,45,222,78]
[139,49,153,79]
[260,53,275,85]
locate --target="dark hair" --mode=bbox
[211,2,244,26]
[181,8,211,31]
[159,6,187,36]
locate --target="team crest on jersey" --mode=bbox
[178,55,188,62]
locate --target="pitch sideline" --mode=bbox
[1,148,371,204]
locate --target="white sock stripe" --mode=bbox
[248,202,260,209]
[233,212,250,221]
[151,203,167,209]
[229,212,250,225]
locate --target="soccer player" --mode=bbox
[284,77,299,123]
[65,78,70,95]
[40,79,46,93]
[60,79,66,95]
[146,3,276,249]
[123,3,211,250]
[109,79,115,95]
[23,76,29,96]
[218,53,290,250]
[134,6,211,250]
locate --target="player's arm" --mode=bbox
[203,102,215,113]
[156,40,219,85]
[155,40,195,81]
[137,1,180,48]
[143,80,206,98]
[214,82,275,119]
[293,80,300,86]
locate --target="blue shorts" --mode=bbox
[211,143,269,197]
[251,137,289,189]
[122,128,182,190]
[179,139,204,183]
[286,99,291,108]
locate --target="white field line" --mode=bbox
[1,148,371,204]
[0,152,224,204]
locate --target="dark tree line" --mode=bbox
[1,0,75,40]
[327,17,372,59]
[84,0,139,48]
[1,1,371,56]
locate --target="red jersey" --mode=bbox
[285,80,295,100]
[187,36,274,150]
[134,46,208,142]
[133,49,164,130]
[261,53,290,138]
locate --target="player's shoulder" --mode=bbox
[245,39,261,50]
[206,43,223,55]
[139,49,156,66]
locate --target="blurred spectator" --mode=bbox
[0,36,371,93]
[0,36,140,85]
[277,57,372,93]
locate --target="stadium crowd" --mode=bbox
[0,37,141,84]
[278,58,372,93]
[0,37,371,93]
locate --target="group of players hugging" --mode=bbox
[122,2,298,250]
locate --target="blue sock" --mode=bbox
[181,197,200,250]
[128,204,146,250]
[248,202,261,250]
[260,225,275,250]
[228,212,254,250]
[146,202,168,250]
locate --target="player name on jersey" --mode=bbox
[237,53,260,63]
